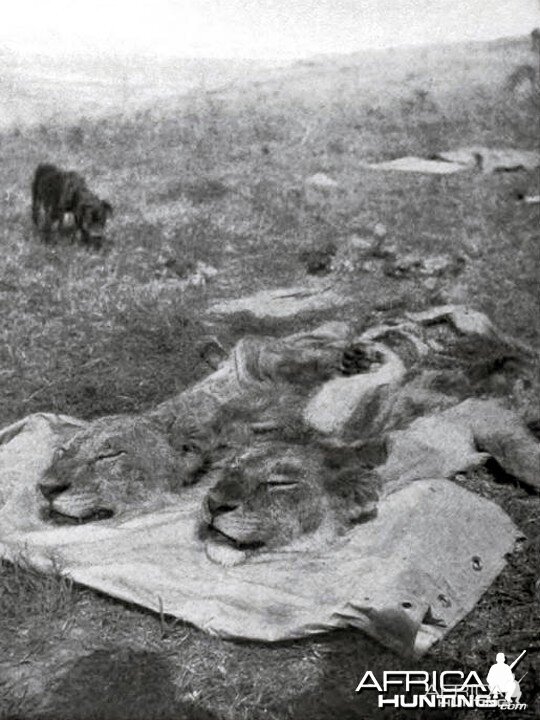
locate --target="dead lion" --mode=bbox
[200,440,382,566]
[39,415,209,523]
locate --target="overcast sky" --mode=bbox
[2,0,538,59]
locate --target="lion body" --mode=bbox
[39,309,535,556]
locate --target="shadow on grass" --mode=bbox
[42,648,217,720]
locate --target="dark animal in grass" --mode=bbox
[31,163,113,248]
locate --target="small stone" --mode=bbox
[420,254,465,277]
[385,254,423,278]
[360,260,379,273]
[372,242,397,260]
[195,262,218,279]
[348,235,375,252]
[463,236,483,258]
[439,283,469,304]
[373,222,387,239]
[305,173,338,190]
[386,253,465,279]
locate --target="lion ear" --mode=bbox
[326,467,381,524]
[319,438,388,470]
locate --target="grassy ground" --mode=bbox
[0,36,539,719]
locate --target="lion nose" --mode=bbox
[39,480,70,500]
[207,493,238,516]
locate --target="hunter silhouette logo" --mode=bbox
[486,651,526,703]
[355,649,528,710]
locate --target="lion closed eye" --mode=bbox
[201,442,381,565]
[39,415,209,523]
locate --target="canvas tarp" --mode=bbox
[0,311,536,655]
[368,147,540,175]
[0,413,521,656]
[209,284,349,319]
[436,147,540,172]
[367,156,467,174]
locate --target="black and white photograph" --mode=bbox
[0,2,539,718]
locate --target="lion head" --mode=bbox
[200,441,381,565]
[75,191,113,247]
[39,415,207,523]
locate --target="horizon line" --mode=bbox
[1,30,535,64]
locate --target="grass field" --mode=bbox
[0,36,539,720]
